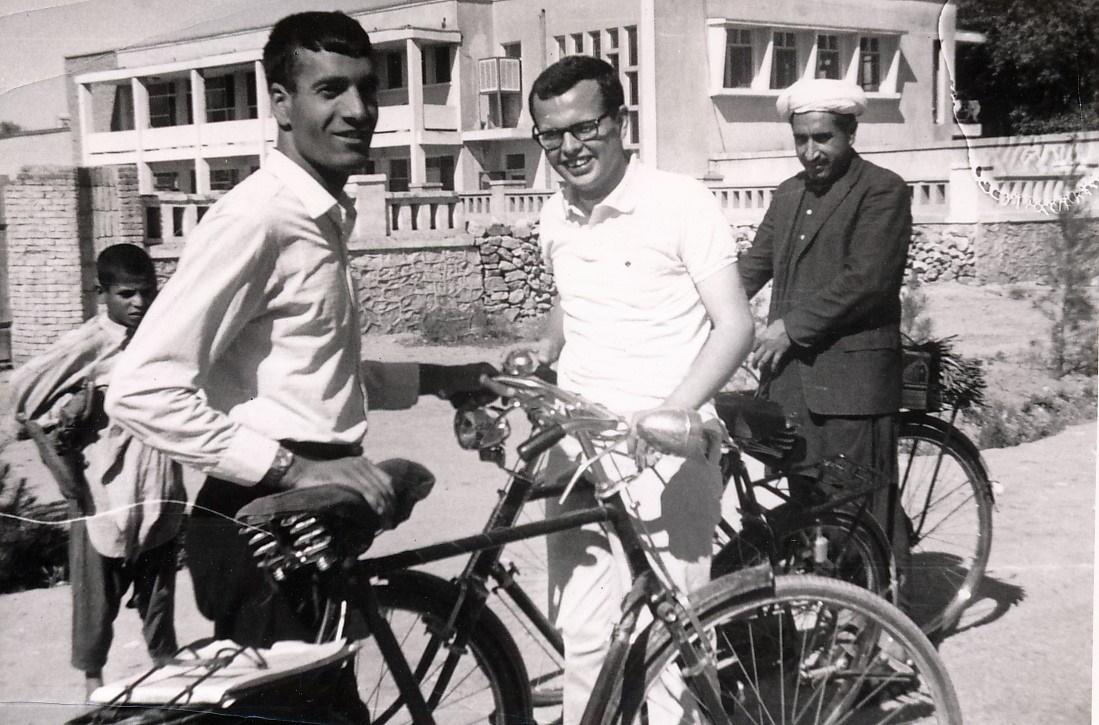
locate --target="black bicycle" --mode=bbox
[74,353,964,724]
[711,337,995,636]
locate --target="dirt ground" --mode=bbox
[0,281,1094,723]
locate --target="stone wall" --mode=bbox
[350,243,483,334]
[4,167,93,362]
[974,219,1099,284]
[476,221,554,321]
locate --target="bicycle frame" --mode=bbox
[346,415,734,724]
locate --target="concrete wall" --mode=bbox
[0,129,74,179]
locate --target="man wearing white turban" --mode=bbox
[738,78,912,599]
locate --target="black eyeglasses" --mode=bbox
[532,112,613,150]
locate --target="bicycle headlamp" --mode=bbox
[454,408,511,450]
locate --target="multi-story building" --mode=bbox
[66,0,964,205]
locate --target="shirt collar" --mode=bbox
[265,149,355,222]
[97,312,132,344]
[561,154,640,220]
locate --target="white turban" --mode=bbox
[776,79,867,119]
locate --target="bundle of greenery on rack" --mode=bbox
[903,335,987,411]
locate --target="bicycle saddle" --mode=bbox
[237,458,435,580]
[714,392,802,462]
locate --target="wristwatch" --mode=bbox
[260,445,295,489]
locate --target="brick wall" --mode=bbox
[4,164,144,362]
[4,167,93,362]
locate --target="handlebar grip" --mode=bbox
[517,424,566,462]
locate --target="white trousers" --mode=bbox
[542,434,724,724]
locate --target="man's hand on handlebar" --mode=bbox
[282,456,398,526]
[419,362,500,410]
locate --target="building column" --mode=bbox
[76,83,92,166]
[937,2,958,126]
[406,38,426,186]
[190,69,210,194]
[639,0,658,165]
[131,77,153,193]
[254,60,271,162]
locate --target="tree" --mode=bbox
[954,0,1099,136]
[0,121,22,138]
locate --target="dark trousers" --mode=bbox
[767,368,911,577]
[70,511,179,673]
[185,441,360,648]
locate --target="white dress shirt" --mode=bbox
[106,150,367,485]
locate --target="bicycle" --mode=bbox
[75,353,963,723]
[710,336,995,637]
[897,336,995,634]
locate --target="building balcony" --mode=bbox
[83,103,461,164]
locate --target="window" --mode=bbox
[859,37,881,91]
[771,32,799,89]
[505,153,526,182]
[502,42,521,60]
[246,71,258,118]
[571,33,584,54]
[816,35,841,79]
[555,35,566,60]
[625,26,638,67]
[626,71,639,105]
[384,51,404,89]
[932,39,941,122]
[388,158,410,192]
[210,168,239,191]
[426,155,455,190]
[153,172,178,191]
[605,28,620,70]
[724,29,753,88]
[426,45,451,84]
[205,74,236,122]
[110,83,134,131]
[148,81,177,128]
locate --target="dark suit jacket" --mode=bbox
[739,154,911,416]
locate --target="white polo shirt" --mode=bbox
[539,157,738,417]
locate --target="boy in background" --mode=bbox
[11,244,185,698]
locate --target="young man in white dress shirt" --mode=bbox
[106,11,487,650]
[529,55,755,723]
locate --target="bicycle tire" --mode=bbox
[714,507,894,602]
[898,413,994,635]
[354,570,533,725]
[606,574,963,724]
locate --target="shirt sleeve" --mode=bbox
[10,321,104,426]
[678,181,739,284]
[105,207,281,485]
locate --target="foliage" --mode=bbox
[967,375,1097,449]
[954,0,1099,135]
[0,120,22,138]
[419,305,540,346]
[0,463,70,593]
[1037,196,1099,377]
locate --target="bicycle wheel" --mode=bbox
[898,413,994,634]
[607,574,963,724]
[773,509,894,599]
[713,508,893,604]
[353,571,533,725]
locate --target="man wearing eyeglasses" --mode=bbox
[528,55,754,724]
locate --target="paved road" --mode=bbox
[0,397,1093,723]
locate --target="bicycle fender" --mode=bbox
[691,562,775,607]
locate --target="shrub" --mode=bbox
[418,305,540,346]
[967,375,1098,449]
[0,463,70,593]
